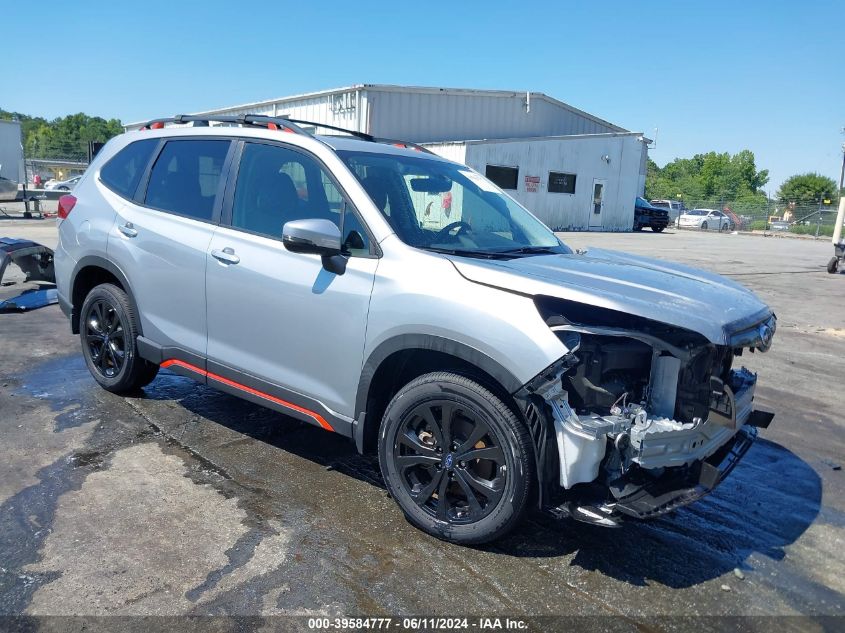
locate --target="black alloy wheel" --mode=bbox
[85,298,126,378]
[79,283,159,393]
[393,399,506,524]
[379,372,532,544]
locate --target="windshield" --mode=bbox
[337,150,569,257]
[686,210,707,216]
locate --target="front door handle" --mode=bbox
[211,247,240,265]
[118,222,138,238]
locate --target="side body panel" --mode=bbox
[107,202,215,357]
[362,235,567,401]
[205,225,378,421]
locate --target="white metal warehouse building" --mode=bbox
[128,84,649,231]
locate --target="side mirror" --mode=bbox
[283,219,342,256]
[282,218,346,275]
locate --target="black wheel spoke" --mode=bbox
[106,308,119,333]
[461,468,504,497]
[435,472,451,520]
[86,334,103,345]
[396,453,440,470]
[458,445,505,464]
[457,420,489,454]
[413,469,444,507]
[93,302,105,330]
[420,407,444,447]
[439,403,454,447]
[111,343,125,362]
[453,469,484,517]
[399,429,440,460]
[97,344,109,369]
[110,326,124,341]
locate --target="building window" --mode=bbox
[548,171,576,194]
[485,165,518,190]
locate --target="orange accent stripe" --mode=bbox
[160,359,334,432]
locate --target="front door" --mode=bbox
[205,140,378,430]
[589,178,606,228]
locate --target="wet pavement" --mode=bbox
[0,223,844,627]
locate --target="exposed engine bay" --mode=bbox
[521,296,776,526]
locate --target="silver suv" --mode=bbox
[55,115,777,544]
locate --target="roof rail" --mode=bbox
[138,114,310,136]
[138,113,435,153]
[282,118,434,153]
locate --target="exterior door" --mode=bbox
[108,137,232,357]
[205,140,378,426]
[589,178,606,228]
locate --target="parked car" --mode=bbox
[633,197,670,232]
[46,175,82,191]
[0,176,18,202]
[678,208,732,231]
[54,114,777,544]
[649,199,686,222]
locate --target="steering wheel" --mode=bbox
[436,221,472,239]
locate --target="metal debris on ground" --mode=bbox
[0,237,57,312]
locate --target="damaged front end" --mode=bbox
[518,296,776,527]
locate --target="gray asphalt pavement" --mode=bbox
[1,220,843,628]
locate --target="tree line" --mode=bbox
[646,149,840,210]
[0,109,124,162]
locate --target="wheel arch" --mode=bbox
[353,334,524,455]
[69,256,138,334]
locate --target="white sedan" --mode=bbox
[678,208,732,231]
[45,175,82,191]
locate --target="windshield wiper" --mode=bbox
[498,245,562,255]
[424,247,516,259]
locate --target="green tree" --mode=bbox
[646,149,769,202]
[0,108,123,161]
[776,173,838,204]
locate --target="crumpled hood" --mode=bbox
[450,248,774,346]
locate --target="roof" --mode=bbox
[422,131,646,146]
[127,83,628,133]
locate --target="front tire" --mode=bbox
[378,372,533,545]
[652,225,665,233]
[828,257,840,274]
[79,283,159,393]
[701,221,708,230]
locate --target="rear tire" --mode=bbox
[79,283,159,393]
[378,372,533,545]
[652,226,665,233]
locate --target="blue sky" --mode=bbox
[3,0,843,191]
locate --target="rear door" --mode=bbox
[205,140,378,428]
[108,137,233,359]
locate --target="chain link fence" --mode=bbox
[673,198,840,237]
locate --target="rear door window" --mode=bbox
[143,139,230,221]
[100,139,159,198]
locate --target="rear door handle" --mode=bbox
[211,247,240,265]
[118,222,138,238]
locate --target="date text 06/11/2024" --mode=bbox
[307,617,529,630]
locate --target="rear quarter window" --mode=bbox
[99,139,159,198]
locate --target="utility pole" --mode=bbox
[840,141,845,196]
